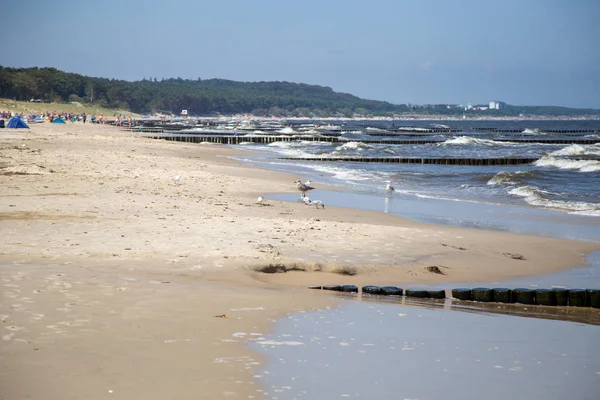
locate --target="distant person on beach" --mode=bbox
[82,113,87,123]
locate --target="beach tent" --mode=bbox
[6,116,29,129]
[52,118,66,124]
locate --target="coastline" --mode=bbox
[1,123,599,399]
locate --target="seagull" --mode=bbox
[172,175,181,184]
[256,196,265,205]
[303,196,325,209]
[295,180,315,197]
[385,182,395,194]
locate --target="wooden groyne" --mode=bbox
[311,285,600,308]
[278,156,539,166]
[139,133,600,146]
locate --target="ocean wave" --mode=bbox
[439,136,506,146]
[534,156,600,172]
[487,171,532,186]
[261,140,332,158]
[292,163,383,182]
[336,141,373,151]
[522,128,545,135]
[277,127,296,134]
[509,185,600,215]
[550,143,600,157]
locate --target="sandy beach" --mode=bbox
[1,123,599,399]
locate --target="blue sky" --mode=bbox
[1,0,599,108]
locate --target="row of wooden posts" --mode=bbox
[142,133,600,146]
[309,285,600,308]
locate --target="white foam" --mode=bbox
[534,156,600,172]
[292,163,380,182]
[487,171,527,186]
[440,136,506,146]
[550,144,600,157]
[277,127,296,134]
[522,128,544,134]
[336,141,372,151]
[256,340,304,346]
[509,185,600,214]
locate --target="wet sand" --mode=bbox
[1,123,599,399]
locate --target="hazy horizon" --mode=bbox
[1,0,598,109]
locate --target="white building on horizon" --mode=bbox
[489,101,506,110]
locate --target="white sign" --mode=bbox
[181,109,188,115]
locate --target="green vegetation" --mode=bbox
[0,66,597,117]
[0,98,135,117]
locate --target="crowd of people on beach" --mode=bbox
[0,110,136,126]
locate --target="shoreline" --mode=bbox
[2,123,599,399]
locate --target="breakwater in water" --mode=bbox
[310,285,600,308]
[137,132,600,146]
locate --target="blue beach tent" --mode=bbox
[6,116,30,129]
[52,117,66,124]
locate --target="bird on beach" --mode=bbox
[256,196,265,205]
[295,180,315,198]
[303,196,325,209]
[385,182,395,195]
[172,175,181,185]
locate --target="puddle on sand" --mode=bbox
[251,301,600,400]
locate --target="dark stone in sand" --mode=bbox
[588,289,600,308]
[551,288,569,306]
[380,286,403,296]
[568,289,588,307]
[534,289,556,306]
[362,285,381,295]
[451,288,472,301]
[513,288,535,304]
[323,285,342,291]
[472,287,493,302]
[492,288,513,303]
[405,289,429,298]
[427,289,446,299]
[341,285,359,293]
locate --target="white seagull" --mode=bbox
[295,180,315,197]
[385,182,395,194]
[303,196,325,209]
[172,175,181,185]
[256,196,265,205]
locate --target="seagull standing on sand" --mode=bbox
[256,196,265,205]
[295,180,315,198]
[303,196,325,209]
[172,175,181,185]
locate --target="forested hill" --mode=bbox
[0,66,401,117]
[0,66,598,117]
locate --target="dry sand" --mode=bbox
[1,123,599,399]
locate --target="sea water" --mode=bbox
[233,119,600,218]
[249,301,600,400]
[227,120,600,398]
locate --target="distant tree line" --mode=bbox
[0,66,597,117]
